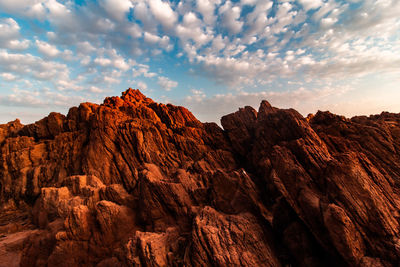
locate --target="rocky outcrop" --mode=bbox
[221,102,400,266]
[0,88,400,266]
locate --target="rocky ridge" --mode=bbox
[0,88,400,266]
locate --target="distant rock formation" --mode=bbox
[1,88,400,266]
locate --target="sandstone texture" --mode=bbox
[0,89,400,266]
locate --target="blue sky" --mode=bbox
[0,0,399,124]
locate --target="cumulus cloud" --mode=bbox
[175,12,212,47]
[219,1,244,34]
[148,0,178,29]
[92,49,131,71]
[0,18,30,50]
[36,40,60,57]
[157,76,178,91]
[1,0,399,92]
[0,72,17,81]
[132,64,157,78]
[7,39,30,50]
[196,0,220,25]
[0,91,46,108]
[0,49,70,81]
[133,1,157,32]
[136,81,148,91]
[184,89,206,102]
[298,0,323,11]
[0,18,19,40]
[88,86,104,93]
[94,57,112,67]
[244,1,273,40]
[0,0,46,19]
[0,87,87,110]
[143,32,171,49]
[45,0,78,30]
[100,0,132,21]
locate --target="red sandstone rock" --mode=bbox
[0,88,400,266]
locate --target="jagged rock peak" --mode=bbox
[103,88,153,108]
[121,88,149,103]
[258,100,277,115]
[309,110,348,125]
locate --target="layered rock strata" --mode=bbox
[0,89,399,266]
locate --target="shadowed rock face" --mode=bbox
[1,88,400,266]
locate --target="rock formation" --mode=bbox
[0,88,400,266]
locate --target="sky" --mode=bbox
[0,0,399,124]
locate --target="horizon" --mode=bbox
[0,0,399,124]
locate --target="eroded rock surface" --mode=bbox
[0,88,400,266]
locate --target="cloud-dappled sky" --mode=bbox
[0,0,399,123]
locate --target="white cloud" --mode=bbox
[244,1,273,40]
[94,57,111,66]
[241,0,257,5]
[185,89,206,102]
[0,18,19,40]
[136,81,148,90]
[123,23,143,38]
[0,18,30,50]
[100,0,132,21]
[321,17,337,28]
[210,34,227,52]
[270,2,296,34]
[298,0,323,11]
[0,72,17,81]
[91,69,122,85]
[76,41,96,54]
[44,0,78,30]
[26,2,46,18]
[175,12,213,47]
[133,64,157,78]
[56,79,83,91]
[7,39,30,50]
[148,0,178,29]
[219,1,244,34]
[182,12,201,27]
[133,1,157,32]
[114,58,130,71]
[0,90,46,108]
[144,32,161,44]
[89,86,104,93]
[92,49,131,71]
[103,76,120,84]
[0,49,70,81]
[157,76,178,91]
[0,0,46,19]
[0,87,86,110]
[196,0,220,25]
[36,40,60,57]
[80,56,91,66]
[312,0,338,21]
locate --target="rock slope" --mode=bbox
[0,88,400,266]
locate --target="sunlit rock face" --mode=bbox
[1,88,400,266]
